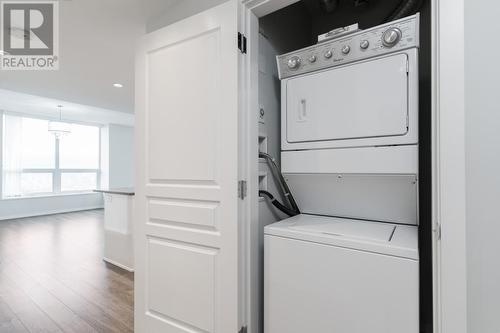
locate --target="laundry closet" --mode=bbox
[252,1,432,333]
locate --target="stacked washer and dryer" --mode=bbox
[264,14,420,333]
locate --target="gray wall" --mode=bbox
[100,124,135,189]
[256,9,313,331]
[108,124,135,188]
[146,0,229,33]
[256,33,288,333]
[465,1,500,332]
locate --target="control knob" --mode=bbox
[360,40,369,49]
[341,45,351,55]
[287,56,301,69]
[382,27,402,47]
[308,55,317,63]
[324,50,333,59]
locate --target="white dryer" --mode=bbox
[275,14,421,224]
[264,214,419,333]
[264,14,421,333]
[277,14,419,175]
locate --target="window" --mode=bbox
[59,125,100,169]
[2,114,100,198]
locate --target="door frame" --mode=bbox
[431,0,467,333]
[240,1,468,333]
[239,2,301,332]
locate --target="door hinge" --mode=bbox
[239,326,247,333]
[434,223,442,240]
[238,32,247,54]
[238,180,247,200]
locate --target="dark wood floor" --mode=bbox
[0,210,134,333]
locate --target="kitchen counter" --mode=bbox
[94,187,135,272]
[93,187,135,196]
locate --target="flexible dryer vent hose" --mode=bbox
[320,0,339,13]
[386,0,423,22]
[259,152,300,215]
[259,190,298,217]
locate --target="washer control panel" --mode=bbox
[277,14,419,79]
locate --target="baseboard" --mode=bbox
[0,206,104,221]
[103,257,134,272]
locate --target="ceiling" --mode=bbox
[0,0,181,114]
[0,89,134,126]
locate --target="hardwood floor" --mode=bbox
[0,210,134,333]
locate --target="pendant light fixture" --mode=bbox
[48,105,71,138]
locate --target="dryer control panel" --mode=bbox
[277,14,419,79]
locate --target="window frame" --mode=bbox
[2,113,102,198]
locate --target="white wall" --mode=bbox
[0,193,103,221]
[465,1,500,332]
[146,0,229,33]
[108,124,135,188]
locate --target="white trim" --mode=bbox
[238,2,248,331]
[0,206,104,221]
[241,3,308,333]
[0,111,3,198]
[432,0,467,332]
[240,5,260,333]
[1,191,100,201]
[103,257,134,272]
[241,0,299,17]
[22,169,100,173]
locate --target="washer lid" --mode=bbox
[264,214,418,260]
[291,217,395,242]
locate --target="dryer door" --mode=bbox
[285,53,409,145]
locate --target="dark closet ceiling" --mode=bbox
[301,0,420,35]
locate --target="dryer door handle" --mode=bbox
[298,98,307,122]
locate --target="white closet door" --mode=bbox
[135,1,240,332]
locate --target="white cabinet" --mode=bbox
[102,192,134,271]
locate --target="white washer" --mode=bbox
[264,214,419,333]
